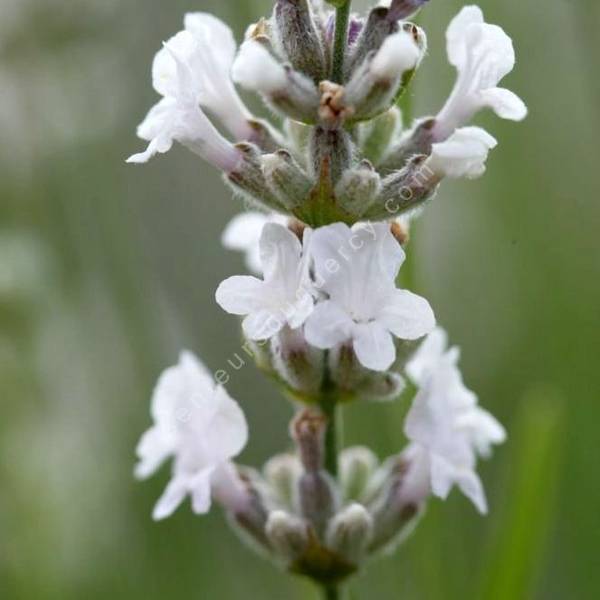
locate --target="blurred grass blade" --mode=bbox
[479,386,566,600]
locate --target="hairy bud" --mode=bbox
[364,154,440,221]
[340,446,379,502]
[263,151,314,210]
[291,410,338,535]
[326,503,374,564]
[264,453,303,509]
[266,510,310,561]
[310,127,354,185]
[335,160,382,217]
[227,143,290,212]
[271,325,325,395]
[274,0,327,82]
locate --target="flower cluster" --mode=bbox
[130,0,524,592]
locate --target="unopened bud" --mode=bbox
[381,118,435,172]
[232,40,320,123]
[326,503,374,564]
[388,0,430,21]
[340,447,379,502]
[347,7,396,76]
[335,160,382,217]
[263,151,314,210]
[291,410,338,535]
[274,0,327,82]
[227,143,289,212]
[309,127,353,185]
[264,453,303,509]
[359,371,405,400]
[364,154,439,221]
[291,409,326,472]
[367,452,425,554]
[246,119,286,153]
[298,471,338,537]
[329,344,404,401]
[266,510,310,561]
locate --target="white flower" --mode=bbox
[221,211,289,274]
[434,5,527,141]
[403,328,506,513]
[232,40,288,95]
[179,13,255,140]
[135,351,248,520]
[425,126,497,179]
[128,14,250,168]
[216,223,314,340]
[304,223,435,372]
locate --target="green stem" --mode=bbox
[322,584,342,600]
[320,388,339,477]
[331,1,352,83]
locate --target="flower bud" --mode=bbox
[366,454,424,554]
[266,510,310,561]
[358,106,402,166]
[263,151,314,210]
[335,160,382,217]
[340,447,379,502]
[264,453,303,509]
[326,503,374,564]
[388,0,430,21]
[291,409,326,472]
[291,410,338,535]
[227,143,289,212]
[246,119,286,153]
[232,40,320,123]
[274,0,327,82]
[344,30,421,121]
[328,343,405,401]
[380,117,436,172]
[225,467,272,552]
[363,154,439,221]
[309,126,354,185]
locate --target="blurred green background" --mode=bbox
[1,0,598,598]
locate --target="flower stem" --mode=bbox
[320,388,339,477]
[331,1,352,83]
[322,583,342,600]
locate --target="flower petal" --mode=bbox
[446,5,484,68]
[202,386,249,462]
[353,322,396,372]
[153,476,188,520]
[478,87,527,121]
[379,289,436,341]
[215,275,266,315]
[427,126,497,179]
[304,300,353,349]
[242,309,284,340]
[259,223,303,284]
[190,467,216,514]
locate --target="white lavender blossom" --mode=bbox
[403,329,506,513]
[433,5,527,141]
[135,351,248,520]
[304,223,435,371]
[216,223,314,340]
